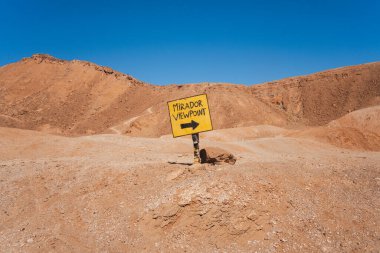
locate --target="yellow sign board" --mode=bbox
[168,94,213,137]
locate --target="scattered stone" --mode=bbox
[200,147,236,165]
[27,238,33,243]
[228,221,251,235]
[247,210,259,221]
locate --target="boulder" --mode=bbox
[200,147,236,165]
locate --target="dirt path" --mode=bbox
[108,106,154,135]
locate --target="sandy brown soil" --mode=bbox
[1,125,379,252]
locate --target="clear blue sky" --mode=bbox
[1,0,379,85]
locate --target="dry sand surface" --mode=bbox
[1,125,379,252]
[1,55,380,252]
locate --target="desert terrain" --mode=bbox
[0,55,379,252]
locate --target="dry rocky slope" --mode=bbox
[1,55,380,252]
[1,54,379,137]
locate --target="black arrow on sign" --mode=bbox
[180,120,199,130]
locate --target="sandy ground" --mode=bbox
[1,126,379,252]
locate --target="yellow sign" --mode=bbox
[168,94,213,137]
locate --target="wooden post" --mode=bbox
[192,133,200,164]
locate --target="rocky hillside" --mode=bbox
[0,54,379,137]
[252,62,380,125]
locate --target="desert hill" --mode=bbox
[1,54,379,137]
[1,55,380,252]
[252,62,380,125]
[289,105,380,151]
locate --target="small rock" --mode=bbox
[247,210,259,221]
[27,238,33,243]
[162,206,179,218]
[200,147,236,165]
[255,225,263,231]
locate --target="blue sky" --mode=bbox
[1,0,379,85]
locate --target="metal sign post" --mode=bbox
[192,133,200,164]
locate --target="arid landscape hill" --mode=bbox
[1,54,379,137]
[1,55,380,252]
